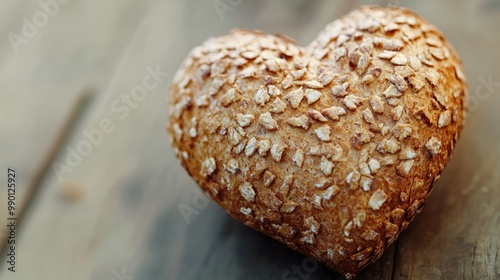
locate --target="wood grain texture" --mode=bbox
[0,0,499,279]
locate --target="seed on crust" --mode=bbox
[321,156,335,176]
[426,36,442,47]
[303,80,324,89]
[220,88,241,107]
[370,96,385,113]
[397,160,415,176]
[357,54,371,73]
[346,170,361,189]
[361,229,379,241]
[225,159,240,174]
[279,175,294,196]
[389,73,408,93]
[200,158,216,177]
[291,69,306,79]
[400,147,417,160]
[301,230,316,245]
[391,105,404,121]
[384,22,400,32]
[305,89,322,104]
[362,109,376,124]
[268,85,282,96]
[378,50,397,60]
[209,77,225,96]
[318,72,335,86]
[401,24,421,40]
[408,76,425,92]
[245,137,258,157]
[394,66,415,78]
[408,56,422,70]
[380,155,397,166]
[418,53,434,66]
[293,149,305,168]
[239,66,257,78]
[308,109,328,122]
[331,82,349,97]
[374,37,404,51]
[263,194,283,211]
[377,138,401,154]
[383,84,402,98]
[392,123,412,140]
[322,106,346,120]
[280,202,297,214]
[322,185,340,200]
[240,207,252,215]
[285,87,304,108]
[438,110,451,128]
[390,54,408,65]
[368,158,381,173]
[172,123,183,141]
[333,47,347,61]
[235,142,246,156]
[315,125,332,142]
[259,113,278,130]
[254,86,270,106]
[237,114,255,127]
[359,162,371,176]
[241,50,259,59]
[282,74,294,89]
[270,97,287,113]
[189,127,197,138]
[343,95,362,110]
[239,182,256,202]
[368,189,387,210]
[425,137,442,155]
[263,170,276,187]
[426,69,440,86]
[233,57,248,67]
[271,141,287,162]
[258,139,271,156]
[286,115,311,130]
[454,65,466,81]
[265,59,280,72]
[305,217,321,234]
[429,47,445,60]
[195,94,210,107]
[360,176,373,191]
[227,127,243,146]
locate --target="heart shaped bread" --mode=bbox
[167,6,467,278]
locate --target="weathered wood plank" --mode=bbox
[0,0,177,278]
[0,0,155,278]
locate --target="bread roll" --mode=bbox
[167,6,467,278]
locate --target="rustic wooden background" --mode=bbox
[0,0,499,279]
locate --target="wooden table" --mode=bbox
[0,0,499,279]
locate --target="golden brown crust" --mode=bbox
[167,6,467,278]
